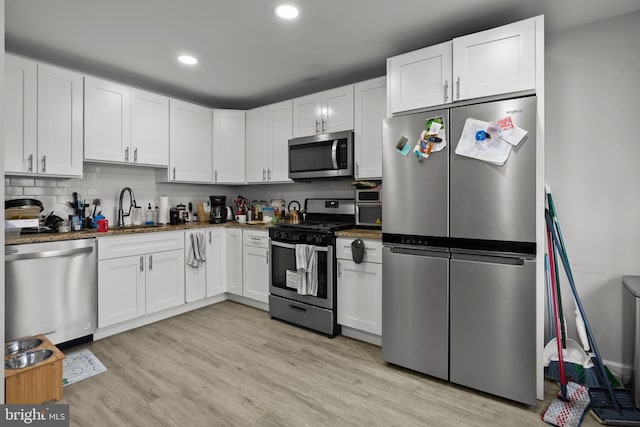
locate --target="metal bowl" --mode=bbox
[5,337,44,356]
[5,349,53,370]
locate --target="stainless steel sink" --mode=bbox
[5,337,43,356]
[5,348,54,370]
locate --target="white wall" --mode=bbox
[546,11,640,375]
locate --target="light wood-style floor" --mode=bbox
[61,301,599,426]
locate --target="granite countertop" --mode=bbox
[5,221,273,245]
[335,228,382,240]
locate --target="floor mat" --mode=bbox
[63,349,107,386]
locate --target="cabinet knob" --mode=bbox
[41,155,46,173]
[28,154,33,172]
[172,167,176,180]
[321,118,326,133]
[263,169,266,181]
[443,80,449,102]
[267,169,271,181]
[134,148,138,163]
[149,255,153,270]
[209,231,212,244]
[140,256,144,272]
[125,147,130,162]
[315,120,320,134]
[456,77,461,100]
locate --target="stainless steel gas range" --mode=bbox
[268,198,355,337]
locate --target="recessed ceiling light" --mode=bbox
[178,55,198,65]
[274,4,299,20]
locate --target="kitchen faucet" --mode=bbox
[117,187,138,227]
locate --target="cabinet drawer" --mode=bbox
[98,231,184,260]
[243,230,269,248]
[336,238,382,263]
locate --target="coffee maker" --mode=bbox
[209,195,227,224]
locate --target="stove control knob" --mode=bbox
[272,231,280,239]
[315,236,323,244]
[293,234,300,241]
[306,235,314,243]
[281,232,288,239]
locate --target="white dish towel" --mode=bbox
[186,232,206,268]
[295,244,318,296]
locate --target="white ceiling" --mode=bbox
[6,0,640,109]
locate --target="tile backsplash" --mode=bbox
[5,163,357,224]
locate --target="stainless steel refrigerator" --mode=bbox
[381,96,537,405]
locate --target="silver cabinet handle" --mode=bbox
[315,120,320,134]
[41,155,46,173]
[456,76,461,100]
[149,255,153,270]
[214,170,218,182]
[263,169,266,181]
[134,148,138,163]
[338,261,342,277]
[28,154,33,172]
[125,147,130,162]
[322,118,326,133]
[172,167,176,180]
[444,80,449,102]
[267,169,271,181]
[355,162,359,177]
[209,231,212,244]
[140,256,144,272]
[266,250,269,265]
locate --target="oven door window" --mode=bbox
[271,242,328,299]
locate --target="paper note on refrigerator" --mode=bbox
[455,118,512,166]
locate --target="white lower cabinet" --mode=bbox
[185,228,227,302]
[242,230,270,303]
[336,238,382,336]
[98,232,184,328]
[226,228,243,296]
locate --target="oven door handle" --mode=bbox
[271,240,328,252]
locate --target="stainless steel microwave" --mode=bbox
[288,131,353,180]
[356,188,382,228]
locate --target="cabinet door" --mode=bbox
[169,99,212,183]
[453,18,535,101]
[387,41,452,114]
[322,85,354,134]
[146,249,185,314]
[84,76,131,163]
[268,100,293,183]
[243,245,270,303]
[226,228,243,296]
[5,55,38,175]
[293,94,322,138]
[131,88,169,166]
[206,228,227,297]
[213,109,246,183]
[98,255,146,327]
[37,63,83,176]
[245,106,269,183]
[354,77,386,179]
[185,231,206,303]
[337,259,382,335]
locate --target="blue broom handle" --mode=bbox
[545,211,619,409]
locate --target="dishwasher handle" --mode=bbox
[5,246,93,262]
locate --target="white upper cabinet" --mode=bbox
[387,41,452,114]
[85,78,169,167]
[213,109,245,184]
[131,88,169,166]
[84,76,131,163]
[169,99,213,183]
[453,17,536,101]
[5,55,83,177]
[387,16,540,114]
[293,85,354,137]
[37,63,84,177]
[354,77,386,179]
[245,100,293,184]
[5,54,37,175]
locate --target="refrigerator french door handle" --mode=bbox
[450,250,527,266]
[331,139,339,169]
[387,246,449,259]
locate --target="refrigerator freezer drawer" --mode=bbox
[382,246,449,380]
[449,255,536,405]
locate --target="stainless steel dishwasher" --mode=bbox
[5,238,97,344]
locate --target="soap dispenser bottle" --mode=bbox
[145,203,154,225]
